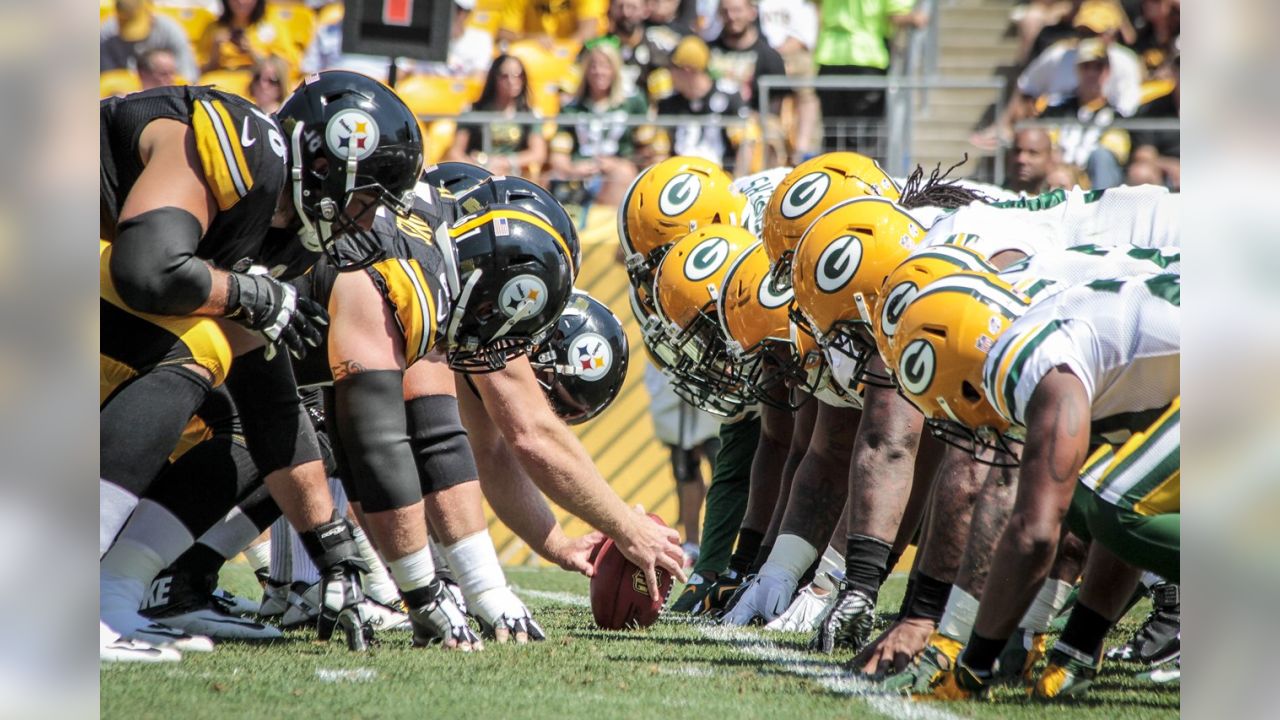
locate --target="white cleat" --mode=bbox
[127,622,215,653]
[101,621,181,663]
[212,588,260,617]
[361,599,411,632]
[280,582,321,629]
[149,603,282,641]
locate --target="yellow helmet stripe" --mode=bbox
[914,274,1027,319]
[450,208,574,274]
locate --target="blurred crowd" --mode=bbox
[989,0,1180,191]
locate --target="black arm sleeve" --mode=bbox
[109,206,213,315]
[333,369,422,513]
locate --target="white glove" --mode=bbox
[766,572,839,633]
[720,563,799,626]
[470,586,546,641]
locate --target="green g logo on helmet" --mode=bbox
[659,173,702,216]
[684,236,730,281]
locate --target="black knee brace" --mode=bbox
[224,346,322,476]
[101,364,212,497]
[334,370,421,513]
[406,395,478,494]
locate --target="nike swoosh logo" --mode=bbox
[241,117,256,147]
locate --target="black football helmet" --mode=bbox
[276,70,424,271]
[531,291,629,425]
[445,204,575,372]
[421,161,494,199]
[451,175,581,277]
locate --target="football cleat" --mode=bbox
[470,587,546,643]
[930,660,992,701]
[127,622,215,653]
[1136,657,1180,684]
[257,578,291,619]
[409,580,483,650]
[1105,582,1180,666]
[995,628,1048,683]
[212,588,260,617]
[1032,647,1100,700]
[100,621,181,663]
[810,582,876,653]
[766,573,838,633]
[670,573,715,614]
[141,570,281,641]
[704,573,745,617]
[361,598,411,631]
[882,631,963,695]
[280,581,321,629]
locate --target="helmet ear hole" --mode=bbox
[961,380,982,403]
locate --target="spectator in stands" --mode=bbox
[640,0,696,101]
[549,41,648,205]
[608,0,659,98]
[414,0,494,79]
[1005,127,1056,195]
[974,0,1141,149]
[447,54,549,177]
[709,0,789,109]
[498,0,606,46]
[649,0,695,36]
[248,55,289,113]
[1130,0,1178,76]
[656,35,752,171]
[101,0,199,81]
[1127,53,1179,188]
[813,0,928,149]
[633,125,673,166]
[1011,0,1078,68]
[1036,39,1128,188]
[758,0,820,161]
[198,0,300,75]
[136,48,181,90]
[1046,162,1088,189]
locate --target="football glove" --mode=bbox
[226,271,326,360]
[995,628,1047,683]
[930,659,992,701]
[471,586,546,643]
[882,631,963,695]
[766,573,839,633]
[721,565,798,627]
[810,581,876,653]
[409,580,483,650]
[1032,646,1100,700]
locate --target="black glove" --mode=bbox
[226,272,327,359]
[299,513,374,651]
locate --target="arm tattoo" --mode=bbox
[330,359,367,381]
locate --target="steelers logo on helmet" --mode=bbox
[898,338,936,397]
[779,171,832,220]
[757,274,793,309]
[684,236,731,281]
[325,108,380,160]
[499,274,550,318]
[879,280,918,342]
[659,173,702,217]
[815,235,863,293]
[570,332,613,382]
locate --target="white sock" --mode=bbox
[761,534,819,583]
[104,500,195,579]
[386,544,437,593]
[289,524,320,586]
[269,517,292,585]
[1019,579,1073,633]
[243,538,272,572]
[352,524,400,604]
[197,505,263,561]
[443,531,506,603]
[100,480,139,557]
[938,587,980,641]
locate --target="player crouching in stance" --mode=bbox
[892,272,1179,700]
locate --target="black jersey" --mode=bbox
[100,85,288,271]
[291,185,455,386]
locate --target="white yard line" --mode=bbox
[523,588,961,720]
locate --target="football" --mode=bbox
[589,514,674,629]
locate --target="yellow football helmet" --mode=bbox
[717,243,809,408]
[653,224,758,399]
[893,271,1030,457]
[620,156,747,294]
[874,245,997,376]
[790,197,926,388]
[762,152,901,287]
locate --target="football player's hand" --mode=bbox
[550,530,606,577]
[850,616,936,678]
[765,575,837,633]
[614,505,686,602]
[721,565,797,626]
[226,272,327,360]
[472,587,546,644]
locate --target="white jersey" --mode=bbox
[733,167,791,240]
[982,274,1180,444]
[999,244,1181,302]
[918,185,1180,260]
[823,349,865,409]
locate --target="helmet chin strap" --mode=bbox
[290,123,322,253]
[491,298,534,341]
[446,269,483,350]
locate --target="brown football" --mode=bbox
[588,514,674,629]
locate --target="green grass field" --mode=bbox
[101,563,1178,720]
